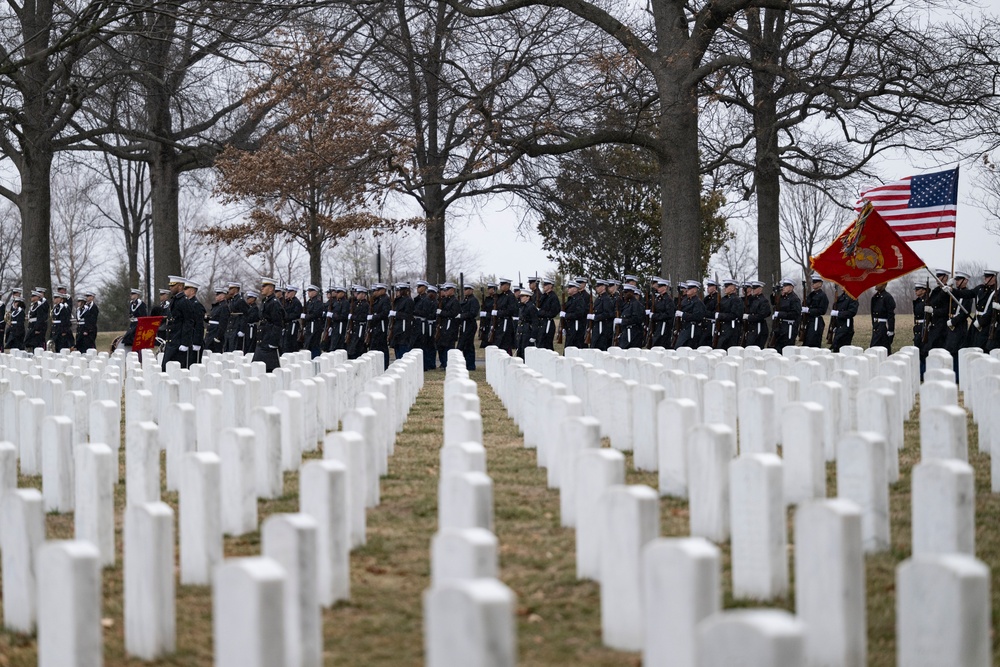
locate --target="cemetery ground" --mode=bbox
[9,314,1000,665]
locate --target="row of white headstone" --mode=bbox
[482,344,993,667]
[423,349,518,667]
[0,345,425,666]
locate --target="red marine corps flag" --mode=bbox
[132,316,163,352]
[810,201,926,299]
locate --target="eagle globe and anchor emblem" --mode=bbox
[838,201,905,282]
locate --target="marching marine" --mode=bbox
[121,288,148,352]
[49,292,74,351]
[302,285,326,359]
[589,280,614,351]
[561,281,588,349]
[536,278,561,350]
[479,283,496,349]
[76,292,99,352]
[801,274,829,348]
[649,278,674,348]
[4,292,24,351]
[743,282,771,348]
[828,284,858,353]
[714,279,744,349]
[206,288,230,354]
[617,284,646,349]
[435,283,461,369]
[24,288,49,351]
[252,278,284,372]
[515,287,539,359]
[369,283,391,368]
[869,281,896,352]
[771,279,801,352]
[673,281,708,349]
[457,284,480,370]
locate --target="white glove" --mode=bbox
[993,302,1000,312]
[831,309,839,317]
[325,312,333,318]
[614,318,623,325]
[645,310,652,316]
[713,313,719,320]
[179,345,189,352]
[559,311,566,318]
[491,310,497,316]
[479,311,486,317]
[299,314,306,319]
[269,344,278,349]
[742,313,749,320]
[801,306,809,313]
[925,305,934,315]
[237,332,245,338]
[513,316,519,321]
[943,285,953,293]
[389,310,396,317]
[974,320,982,330]
[366,314,372,321]
[529,338,535,343]
[947,278,956,288]
[436,309,442,315]
[772,313,779,320]
[587,314,595,320]
[887,331,894,337]
[947,319,955,329]
[348,314,352,320]
[193,345,201,351]
[674,310,683,317]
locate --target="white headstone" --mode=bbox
[180,452,222,586]
[300,460,351,606]
[430,527,499,586]
[912,459,975,556]
[89,399,121,484]
[251,406,283,499]
[633,384,666,472]
[836,432,890,553]
[687,424,735,543]
[126,421,160,507]
[919,404,968,462]
[36,541,103,667]
[656,396,700,501]
[124,502,176,659]
[737,387,776,455]
[698,609,805,667]
[641,537,721,667]
[213,557,287,667]
[576,449,625,580]
[261,514,322,667]
[857,388,899,483]
[600,485,660,651]
[781,402,825,505]
[730,453,787,600]
[439,472,494,531]
[795,499,866,667]
[41,415,74,512]
[423,579,517,667]
[74,443,115,567]
[220,427,257,536]
[275,389,304,472]
[896,554,991,667]
[166,402,197,492]
[323,431,367,549]
[559,416,601,527]
[0,488,45,633]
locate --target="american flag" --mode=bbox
[856,167,959,242]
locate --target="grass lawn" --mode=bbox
[7,312,996,666]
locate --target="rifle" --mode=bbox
[738,278,750,346]
[644,283,655,348]
[765,279,780,349]
[344,298,356,347]
[797,279,808,344]
[583,285,594,346]
[556,283,564,346]
[826,292,837,346]
[669,285,684,348]
[387,287,397,346]
[487,290,498,344]
[363,291,374,347]
[710,273,722,348]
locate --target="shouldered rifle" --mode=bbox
[556,285,565,345]
[583,286,594,346]
[738,278,750,346]
[387,289,397,346]
[644,284,655,348]
[765,281,780,349]
[797,280,808,343]
[669,285,684,348]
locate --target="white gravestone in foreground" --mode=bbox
[642,537,721,667]
[0,488,45,633]
[658,398,699,499]
[423,579,517,667]
[431,527,499,586]
[213,557,287,667]
[780,402,825,505]
[74,443,115,567]
[180,452,222,586]
[795,499,867,667]
[36,541,103,667]
[438,472,494,532]
[262,514,322,667]
[896,554,991,667]
[575,449,625,580]
[124,501,176,660]
[687,424,735,543]
[600,484,660,651]
[300,459,351,606]
[697,609,805,667]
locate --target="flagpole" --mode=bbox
[949,236,957,278]
[922,265,970,316]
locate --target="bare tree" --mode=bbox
[0,200,21,290]
[712,219,759,281]
[778,183,846,283]
[49,168,107,296]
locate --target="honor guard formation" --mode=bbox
[3,268,995,376]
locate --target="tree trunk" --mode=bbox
[149,148,181,288]
[309,242,323,289]
[424,184,446,283]
[19,152,54,296]
[657,81,702,280]
[755,135,782,283]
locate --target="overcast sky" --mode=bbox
[458,154,999,282]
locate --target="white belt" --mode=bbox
[874,318,888,323]
[209,320,219,325]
